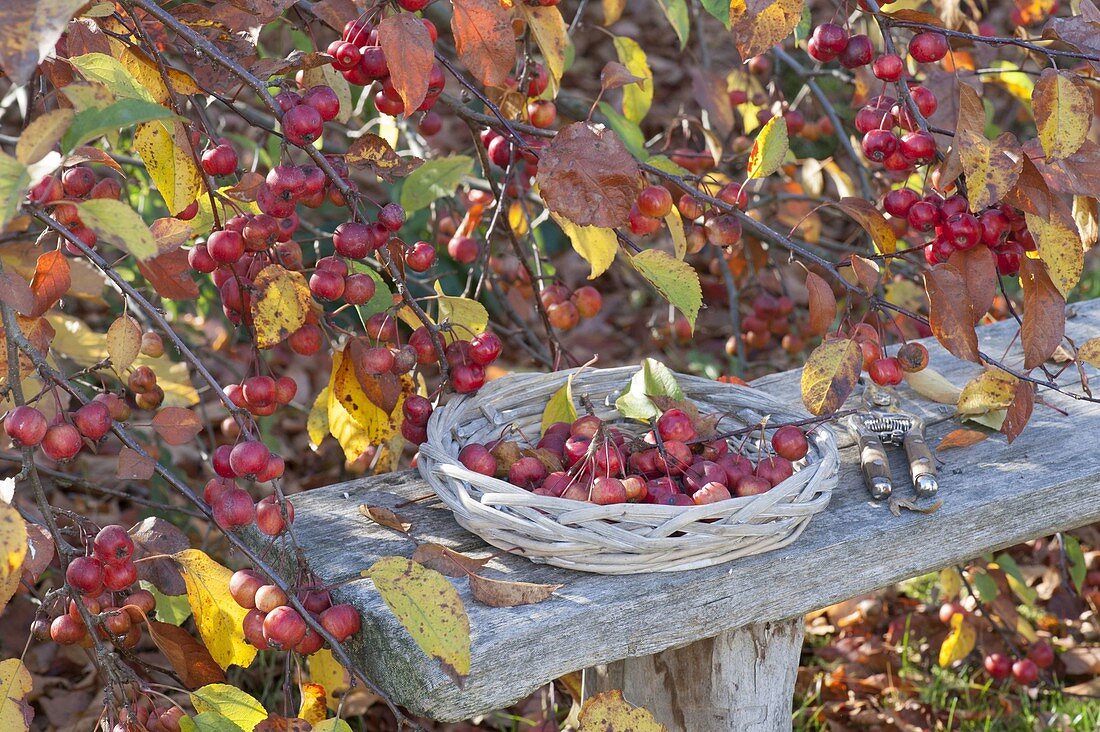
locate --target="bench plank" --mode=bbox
[263,299,1100,721]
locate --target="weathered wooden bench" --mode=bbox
[263,297,1100,730]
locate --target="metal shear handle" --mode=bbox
[845,413,938,500]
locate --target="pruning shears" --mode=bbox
[843,384,938,501]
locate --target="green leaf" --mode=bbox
[995,553,1038,606]
[62,98,175,151]
[367,556,471,684]
[0,152,30,230]
[645,155,691,177]
[972,571,999,603]
[550,213,619,280]
[434,281,488,341]
[140,581,192,625]
[400,155,474,212]
[1064,533,1087,593]
[77,199,158,260]
[179,712,246,732]
[615,358,685,420]
[654,0,690,48]
[699,0,731,27]
[189,684,267,731]
[69,53,157,103]
[541,374,578,433]
[747,116,789,179]
[612,36,653,122]
[629,249,702,327]
[313,721,354,732]
[793,4,813,42]
[597,103,647,160]
[349,261,392,319]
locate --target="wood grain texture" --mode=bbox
[595,619,804,731]
[251,299,1100,721]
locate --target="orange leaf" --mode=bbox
[936,428,989,451]
[377,13,434,115]
[29,250,70,318]
[1001,380,1035,444]
[145,619,227,689]
[152,407,203,446]
[947,246,996,324]
[451,0,516,88]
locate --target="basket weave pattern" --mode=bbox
[418,366,840,574]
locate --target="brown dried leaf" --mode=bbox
[248,50,329,79]
[940,82,985,189]
[489,440,523,477]
[0,272,35,316]
[601,61,645,92]
[377,14,434,115]
[117,447,156,480]
[467,573,562,608]
[0,0,85,86]
[149,218,193,253]
[1019,257,1066,370]
[924,264,980,363]
[947,246,996,323]
[535,122,643,228]
[1001,380,1035,444]
[346,134,424,182]
[690,69,734,137]
[451,0,516,88]
[1003,154,1052,217]
[0,316,53,379]
[131,516,189,595]
[28,249,70,318]
[348,338,402,413]
[805,271,836,337]
[137,247,199,300]
[411,543,491,577]
[936,428,989,451]
[1043,13,1100,73]
[64,146,124,175]
[146,620,227,689]
[152,407,203,446]
[358,504,411,533]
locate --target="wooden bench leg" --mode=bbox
[591,618,804,731]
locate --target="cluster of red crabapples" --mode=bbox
[844,322,929,387]
[328,14,445,122]
[27,164,123,253]
[882,190,1035,275]
[229,568,360,654]
[37,524,155,652]
[538,283,604,331]
[937,602,1056,686]
[457,407,812,506]
[4,387,141,464]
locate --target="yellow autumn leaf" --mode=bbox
[518,5,569,90]
[327,350,410,459]
[508,201,529,237]
[1033,68,1091,161]
[0,658,33,732]
[1026,211,1083,298]
[434,281,488,342]
[957,369,1019,416]
[747,116,788,179]
[613,36,652,123]
[307,386,330,450]
[541,374,578,433]
[938,567,962,601]
[602,0,626,24]
[16,109,74,165]
[1078,338,1100,369]
[579,690,665,732]
[298,682,327,726]
[801,339,862,416]
[957,129,1023,211]
[367,556,471,683]
[106,315,141,374]
[730,0,803,59]
[251,265,311,349]
[190,683,267,730]
[938,613,976,667]
[134,120,203,216]
[173,550,257,671]
[309,648,350,711]
[0,504,28,615]
[665,205,687,259]
[551,213,618,279]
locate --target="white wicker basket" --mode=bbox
[417,366,839,574]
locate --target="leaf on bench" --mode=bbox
[468,573,562,608]
[411,543,490,577]
[579,690,665,732]
[358,504,411,534]
[365,557,471,686]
